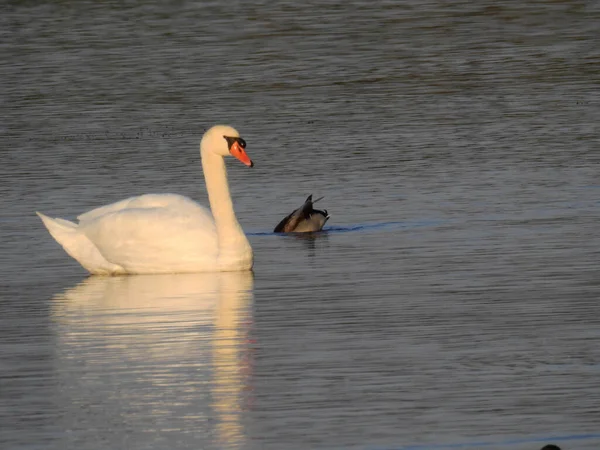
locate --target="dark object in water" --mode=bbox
[540,445,561,450]
[274,195,330,233]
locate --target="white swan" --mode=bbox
[37,125,254,275]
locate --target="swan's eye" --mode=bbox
[223,136,246,150]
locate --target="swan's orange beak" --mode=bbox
[230,141,254,167]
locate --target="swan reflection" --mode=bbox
[52,272,253,448]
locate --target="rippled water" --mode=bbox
[2,1,599,449]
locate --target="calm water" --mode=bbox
[2,1,599,449]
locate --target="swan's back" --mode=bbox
[79,194,219,274]
[78,194,203,223]
[39,194,222,274]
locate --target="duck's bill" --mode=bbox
[230,141,254,167]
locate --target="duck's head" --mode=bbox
[201,125,253,167]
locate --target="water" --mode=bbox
[1,1,599,449]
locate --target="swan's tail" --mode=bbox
[36,212,123,275]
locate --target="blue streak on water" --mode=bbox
[247,220,445,236]
[364,432,600,450]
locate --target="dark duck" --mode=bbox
[274,195,330,233]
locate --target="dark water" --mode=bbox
[2,1,599,449]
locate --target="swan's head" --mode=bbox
[201,125,253,167]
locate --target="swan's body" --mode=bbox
[37,125,254,275]
[274,195,330,233]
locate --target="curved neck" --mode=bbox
[202,149,237,230]
[201,147,251,267]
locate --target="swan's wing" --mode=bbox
[77,194,199,224]
[36,212,127,275]
[79,201,219,273]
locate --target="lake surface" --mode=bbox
[1,1,599,449]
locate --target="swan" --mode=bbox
[37,125,254,275]
[273,194,330,233]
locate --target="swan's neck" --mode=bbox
[202,150,238,230]
[201,148,252,269]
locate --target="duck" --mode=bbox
[274,194,330,233]
[37,125,254,275]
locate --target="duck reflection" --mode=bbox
[52,272,254,449]
[282,230,330,257]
